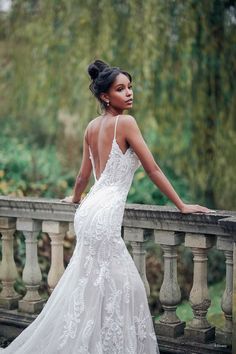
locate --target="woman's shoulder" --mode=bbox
[89,115,102,125]
[86,114,138,132]
[118,114,136,122]
[86,115,102,130]
[118,114,138,128]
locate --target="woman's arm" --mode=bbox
[123,115,212,213]
[61,128,92,203]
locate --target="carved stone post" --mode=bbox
[68,223,76,239]
[123,227,150,296]
[154,230,185,337]
[233,234,236,354]
[184,233,216,342]
[218,216,236,354]
[216,236,233,346]
[42,221,68,293]
[0,217,21,309]
[17,218,45,313]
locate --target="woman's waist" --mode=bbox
[75,185,127,214]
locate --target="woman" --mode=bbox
[2,60,212,354]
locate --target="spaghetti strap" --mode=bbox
[88,146,97,181]
[114,115,120,140]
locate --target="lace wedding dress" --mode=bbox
[1,115,159,353]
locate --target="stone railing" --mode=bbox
[0,196,235,354]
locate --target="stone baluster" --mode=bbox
[68,222,76,247]
[218,216,236,354]
[123,227,150,296]
[0,217,21,309]
[184,233,216,342]
[216,235,233,346]
[42,221,68,292]
[154,230,185,337]
[17,218,45,313]
[67,223,76,257]
[233,233,236,354]
[68,223,76,239]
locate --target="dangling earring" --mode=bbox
[106,101,109,107]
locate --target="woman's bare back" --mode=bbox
[86,115,130,181]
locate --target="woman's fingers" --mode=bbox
[180,204,216,214]
[196,205,216,213]
[60,196,74,203]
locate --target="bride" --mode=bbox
[1,60,212,353]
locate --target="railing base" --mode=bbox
[158,335,232,354]
[184,326,215,343]
[0,309,232,353]
[18,299,45,314]
[0,309,36,343]
[155,321,185,338]
[216,330,232,346]
[0,296,21,311]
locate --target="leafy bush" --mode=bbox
[0,134,74,198]
[0,131,193,206]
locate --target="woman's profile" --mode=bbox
[1,60,213,353]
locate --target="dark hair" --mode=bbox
[88,59,132,109]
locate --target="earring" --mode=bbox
[106,101,109,107]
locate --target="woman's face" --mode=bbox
[102,73,133,111]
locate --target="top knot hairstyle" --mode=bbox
[88,60,132,109]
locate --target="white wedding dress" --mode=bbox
[1,115,159,353]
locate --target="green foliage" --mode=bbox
[0,134,74,198]
[128,164,193,205]
[0,130,193,206]
[0,0,235,209]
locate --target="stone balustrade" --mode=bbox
[0,196,235,354]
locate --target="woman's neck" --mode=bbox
[103,107,124,116]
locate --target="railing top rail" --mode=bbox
[0,196,235,236]
[124,204,235,236]
[0,196,76,222]
[219,216,236,242]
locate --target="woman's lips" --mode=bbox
[126,99,133,104]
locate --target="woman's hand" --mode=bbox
[179,203,215,214]
[60,195,76,203]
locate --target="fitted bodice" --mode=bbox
[89,138,140,191]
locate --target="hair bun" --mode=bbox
[88,60,109,80]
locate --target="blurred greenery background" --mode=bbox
[0,0,235,320]
[0,0,235,209]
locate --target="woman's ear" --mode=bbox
[100,93,109,104]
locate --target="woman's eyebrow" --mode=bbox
[114,83,125,88]
[114,82,132,88]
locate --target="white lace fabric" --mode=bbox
[2,116,159,353]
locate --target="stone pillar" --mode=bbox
[184,233,216,343]
[216,236,233,346]
[68,223,76,239]
[17,218,45,313]
[42,221,68,293]
[233,236,236,354]
[0,217,21,309]
[154,230,185,337]
[123,227,150,296]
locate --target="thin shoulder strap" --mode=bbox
[114,115,120,140]
[88,146,97,181]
